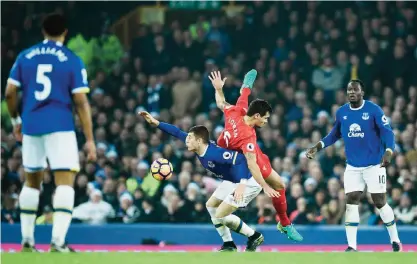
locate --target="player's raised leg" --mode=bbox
[46,132,80,252]
[215,179,264,252]
[237,69,257,109]
[206,181,236,252]
[19,135,46,252]
[365,166,401,252]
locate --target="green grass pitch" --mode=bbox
[2,252,417,264]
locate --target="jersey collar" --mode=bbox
[349,100,365,111]
[198,145,209,157]
[43,39,63,47]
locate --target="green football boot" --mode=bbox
[240,69,257,93]
[277,222,303,242]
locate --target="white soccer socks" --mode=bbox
[345,204,359,250]
[220,214,255,237]
[52,185,75,246]
[207,207,233,242]
[377,203,400,243]
[19,186,40,246]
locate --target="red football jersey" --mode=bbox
[217,105,257,154]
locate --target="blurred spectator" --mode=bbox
[394,194,417,225]
[171,67,202,118]
[116,193,140,224]
[312,57,344,102]
[1,194,19,224]
[72,189,115,225]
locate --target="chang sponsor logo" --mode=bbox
[348,123,365,138]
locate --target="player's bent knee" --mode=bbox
[371,193,386,209]
[215,204,237,218]
[374,201,386,209]
[54,170,76,186]
[346,191,362,204]
[206,197,222,208]
[24,171,44,190]
[215,210,227,219]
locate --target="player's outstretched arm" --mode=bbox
[73,93,96,161]
[306,113,341,159]
[5,82,22,141]
[139,111,187,142]
[209,71,231,112]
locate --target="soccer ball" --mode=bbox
[150,158,173,181]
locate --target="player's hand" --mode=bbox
[305,147,318,159]
[85,140,97,162]
[138,111,160,126]
[380,149,393,168]
[208,71,227,91]
[233,183,246,204]
[13,124,22,142]
[262,185,281,198]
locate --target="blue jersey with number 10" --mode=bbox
[8,40,89,135]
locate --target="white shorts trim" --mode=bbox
[344,164,387,194]
[22,131,80,172]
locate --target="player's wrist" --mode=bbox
[11,116,22,126]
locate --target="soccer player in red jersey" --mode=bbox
[209,70,303,242]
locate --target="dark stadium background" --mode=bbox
[1,1,416,232]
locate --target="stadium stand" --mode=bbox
[2,1,416,227]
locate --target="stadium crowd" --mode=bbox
[2,1,417,226]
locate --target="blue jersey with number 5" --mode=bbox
[8,40,89,135]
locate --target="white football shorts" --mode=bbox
[344,164,387,194]
[212,177,262,208]
[22,131,80,172]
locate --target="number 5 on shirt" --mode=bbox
[35,64,53,101]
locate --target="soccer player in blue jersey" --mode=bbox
[306,80,402,252]
[5,13,96,252]
[140,111,264,252]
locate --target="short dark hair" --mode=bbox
[42,13,67,37]
[349,79,365,92]
[247,99,272,117]
[188,125,209,144]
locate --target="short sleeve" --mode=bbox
[8,55,23,87]
[71,57,89,94]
